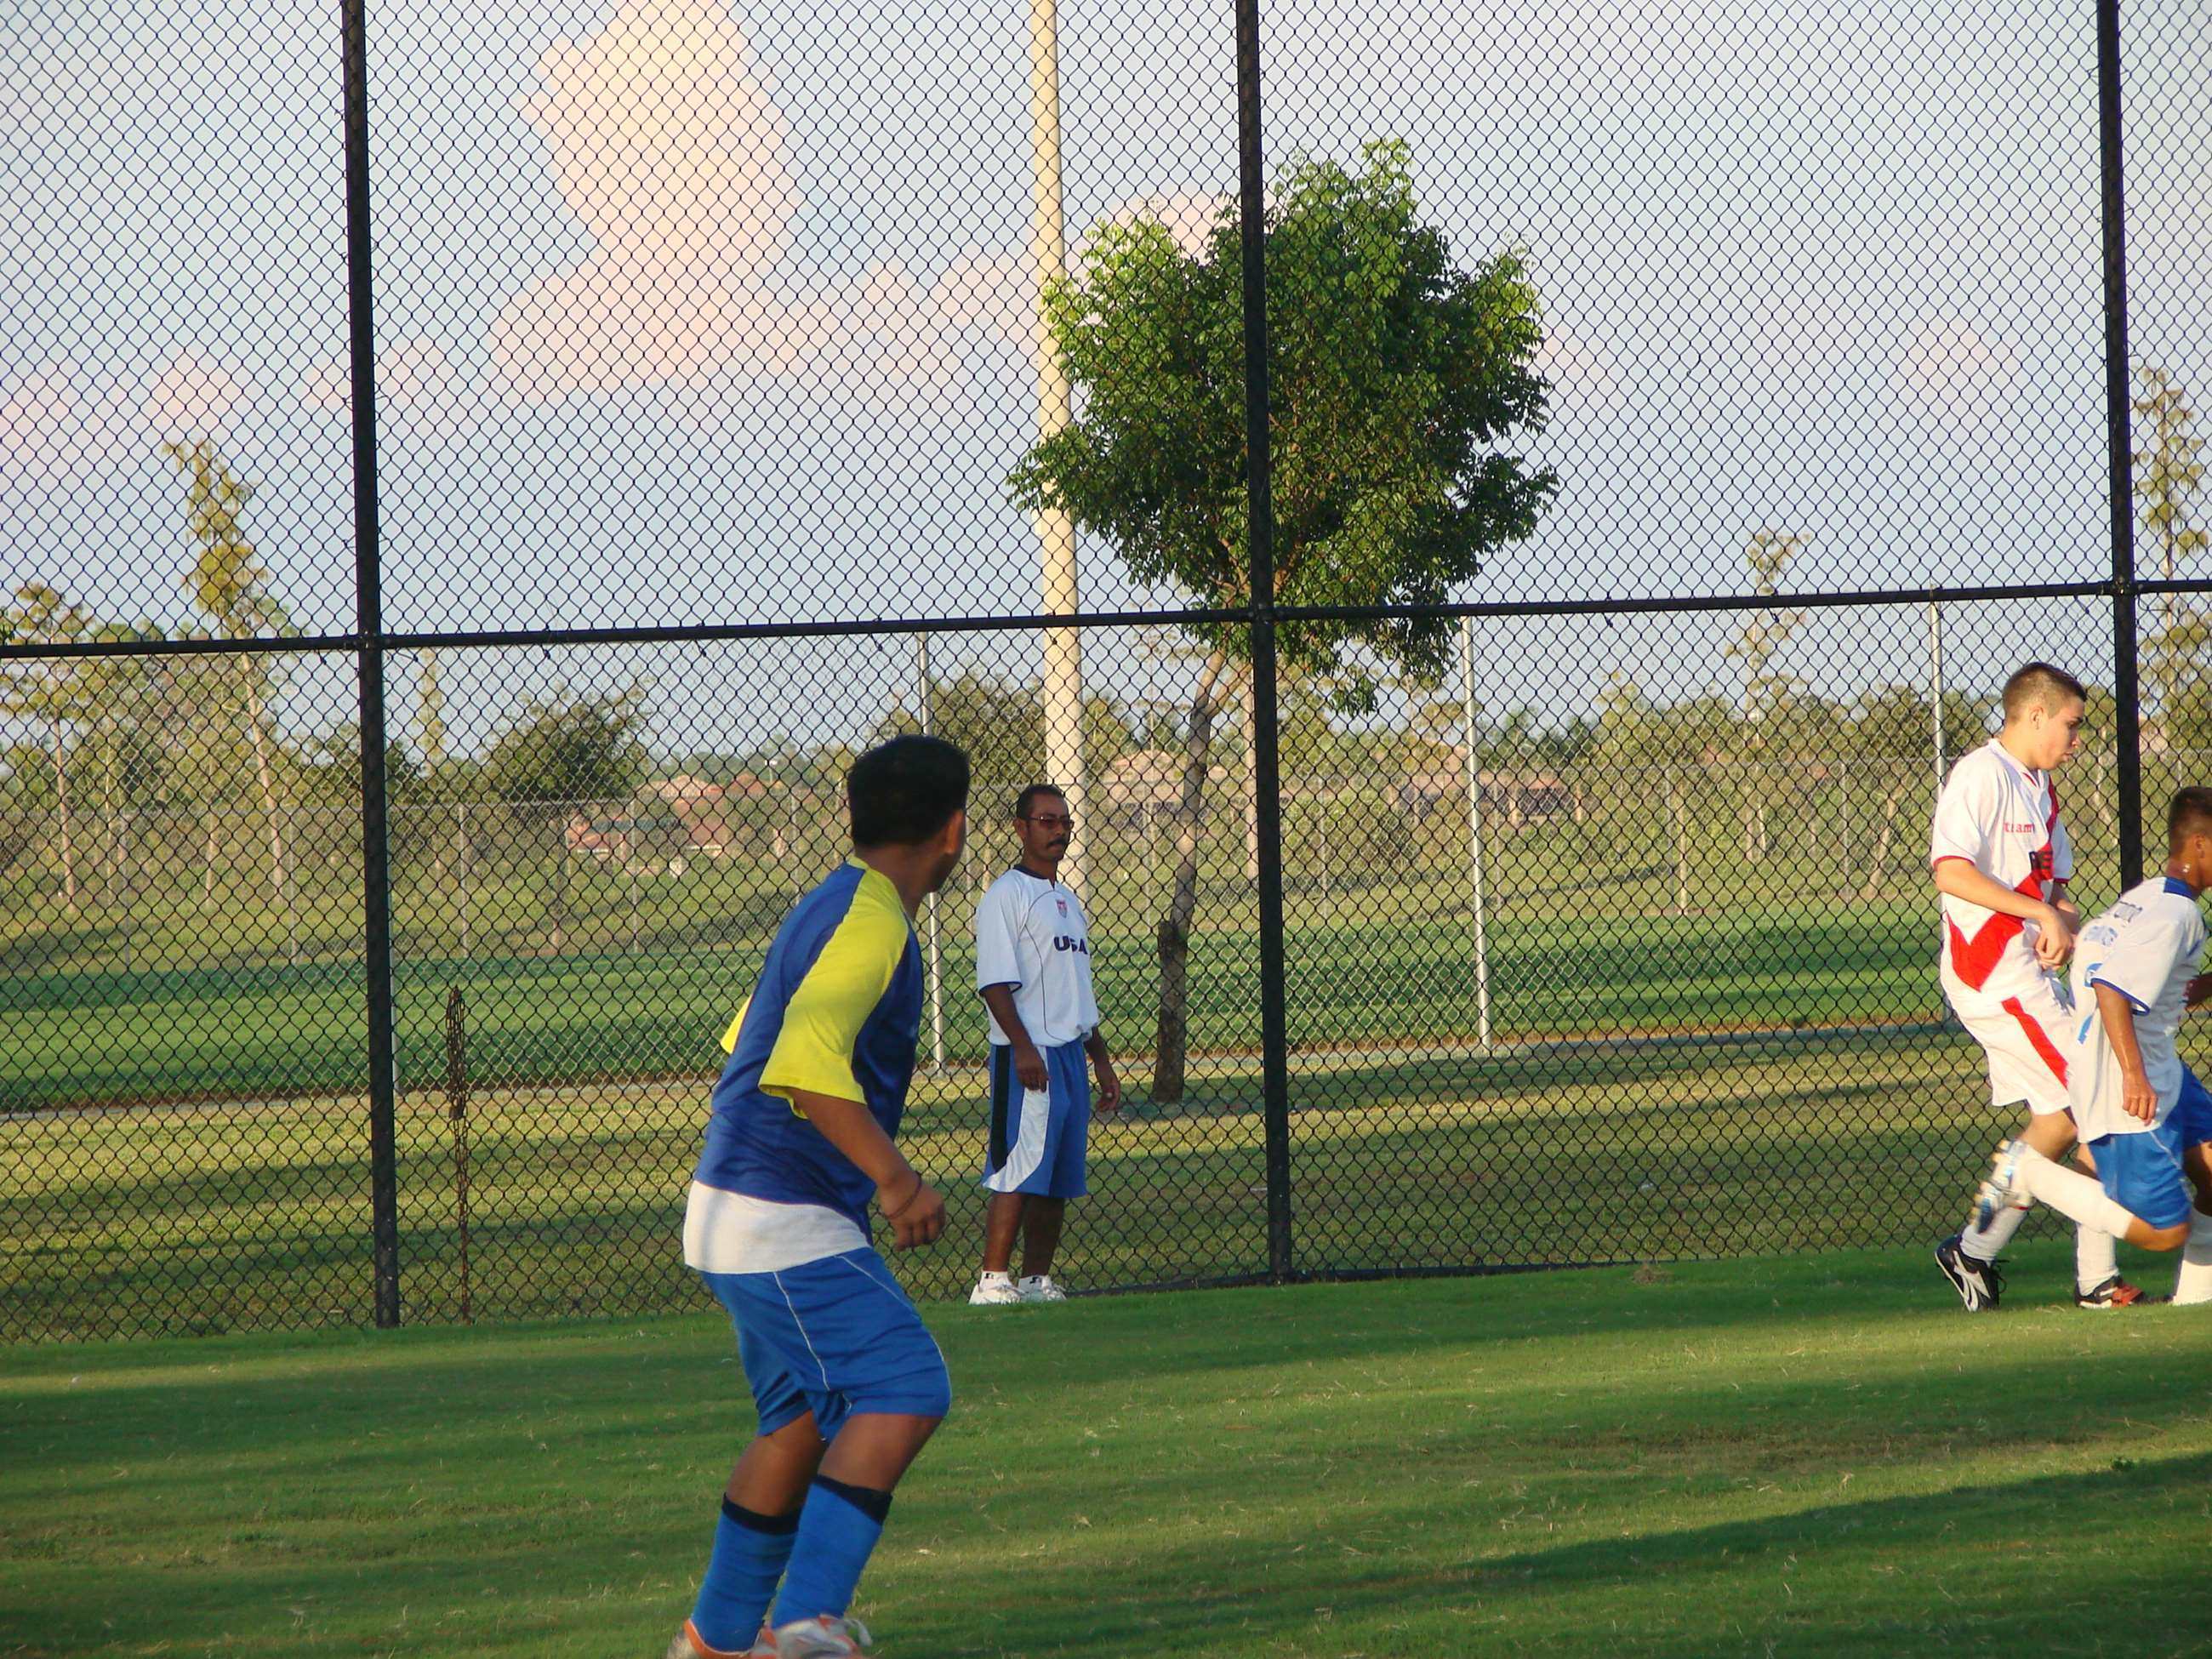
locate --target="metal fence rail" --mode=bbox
[4,0,2209,1337]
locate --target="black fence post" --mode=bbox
[341,0,401,1328]
[1235,0,1293,1285]
[2097,0,2141,887]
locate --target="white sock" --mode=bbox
[1962,1200,2030,1262]
[2074,1224,2121,1294]
[978,1270,1012,1286]
[2175,1210,2212,1306]
[2014,1146,2138,1239]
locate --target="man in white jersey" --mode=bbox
[1929,664,2120,1310]
[967,784,1121,1305]
[1971,787,2212,1303]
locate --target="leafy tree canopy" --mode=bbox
[1011,140,1554,698]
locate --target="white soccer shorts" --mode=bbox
[1943,971,2075,1117]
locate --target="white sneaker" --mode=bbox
[1018,1274,1067,1303]
[772,1614,874,1658]
[968,1274,1023,1305]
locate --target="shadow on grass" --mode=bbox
[967,1451,2212,1657]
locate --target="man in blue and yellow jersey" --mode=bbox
[664,736,967,1659]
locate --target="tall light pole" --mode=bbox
[1027,0,1086,891]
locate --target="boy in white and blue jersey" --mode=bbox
[1974,788,2212,1304]
[664,737,967,1659]
[967,784,1120,1305]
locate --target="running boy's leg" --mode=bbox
[1977,1137,2179,1250]
[2164,1071,2212,1304]
[676,1321,830,1657]
[1939,977,2136,1307]
[714,1251,950,1650]
[2175,1140,2212,1304]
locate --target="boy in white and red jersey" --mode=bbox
[1929,662,2121,1310]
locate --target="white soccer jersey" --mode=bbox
[1930,738,2075,999]
[974,866,1101,1047]
[2067,875,2207,1141]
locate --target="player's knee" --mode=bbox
[2139,1219,2192,1251]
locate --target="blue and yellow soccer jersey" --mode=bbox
[697,858,924,1229]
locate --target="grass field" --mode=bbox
[8,1031,2050,1339]
[6,893,1941,1109]
[6,1248,2211,1658]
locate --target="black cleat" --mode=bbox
[1936,1233,2004,1311]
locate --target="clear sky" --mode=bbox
[3,0,2206,755]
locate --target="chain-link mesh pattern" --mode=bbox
[5,0,2210,1337]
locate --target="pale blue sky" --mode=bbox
[3,0,2206,755]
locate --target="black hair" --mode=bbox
[1013,783,1067,820]
[848,735,970,847]
[2169,786,2212,849]
[2001,662,2088,720]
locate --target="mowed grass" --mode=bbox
[4,888,1939,1109]
[5,1251,2211,1659]
[9,1032,2045,1338]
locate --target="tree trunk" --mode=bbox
[1669,768,1690,916]
[1151,648,1232,1107]
[1863,782,1907,901]
[48,717,77,915]
[202,807,220,909]
[242,658,294,961]
[101,722,121,891]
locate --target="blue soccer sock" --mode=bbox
[691,1497,800,1653]
[771,1477,892,1628]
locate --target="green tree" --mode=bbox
[873,670,1135,800]
[1849,684,1988,898]
[481,685,651,803]
[417,649,449,774]
[1011,141,1554,1099]
[164,442,301,950]
[74,619,169,898]
[0,584,97,913]
[1725,530,1810,862]
[2134,365,2209,742]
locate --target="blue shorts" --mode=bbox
[699,1248,951,1441]
[983,1040,1090,1198]
[2088,1067,2212,1231]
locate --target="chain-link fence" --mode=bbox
[4,0,2209,1337]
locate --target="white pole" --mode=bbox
[1028,0,1086,893]
[918,632,947,1075]
[1459,617,1493,1051]
[1929,598,1946,798]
